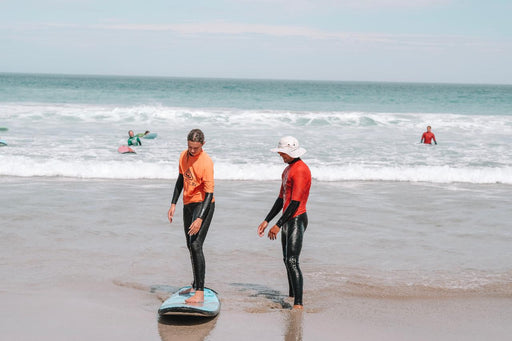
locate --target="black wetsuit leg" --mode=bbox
[183,201,215,291]
[281,212,308,306]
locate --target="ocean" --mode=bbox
[1,73,512,340]
[1,74,511,183]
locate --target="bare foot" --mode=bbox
[185,290,204,303]
[292,305,304,310]
[179,287,195,295]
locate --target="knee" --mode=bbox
[189,241,203,254]
[285,256,299,270]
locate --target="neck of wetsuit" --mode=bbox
[288,158,301,165]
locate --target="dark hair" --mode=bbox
[187,129,205,143]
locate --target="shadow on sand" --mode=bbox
[158,315,218,341]
[231,282,293,309]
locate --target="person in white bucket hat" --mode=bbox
[270,136,307,158]
[257,136,311,310]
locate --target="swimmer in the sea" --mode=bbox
[127,130,142,146]
[420,125,437,145]
[167,129,215,303]
[257,136,311,310]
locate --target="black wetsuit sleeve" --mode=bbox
[265,197,284,223]
[275,200,300,228]
[198,192,214,220]
[171,174,184,205]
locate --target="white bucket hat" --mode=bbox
[271,136,306,158]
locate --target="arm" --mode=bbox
[188,192,214,235]
[275,200,300,228]
[259,200,301,239]
[433,134,437,145]
[188,155,215,235]
[258,197,283,237]
[265,197,284,223]
[266,200,301,240]
[198,192,214,221]
[168,174,184,223]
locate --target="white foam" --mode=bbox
[1,155,511,184]
[2,103,511,184]
[311,164,512,184]
[4,102,512,130]
[0,156,175,179]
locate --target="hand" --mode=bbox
[268,225,280,240]
[188,218,203,235]
[257,221,268,237]
[168,204,176,224]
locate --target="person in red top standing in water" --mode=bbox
[257,136,311,310]
[421,125,437,145]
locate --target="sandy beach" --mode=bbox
[1,176,511,340]
[2,281,512,341]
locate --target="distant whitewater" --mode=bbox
[0,74,511,184]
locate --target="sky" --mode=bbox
[0,0,511,84]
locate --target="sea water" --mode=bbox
[1,74,511,183]
[1,73,511,303]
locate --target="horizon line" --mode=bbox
[1,71,511,87]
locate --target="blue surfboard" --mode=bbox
[143,132,157,139]
[0,139,7,146]
[158,286,220,317]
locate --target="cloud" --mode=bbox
[348,0,452,9]
[23,20,504,54]
[228,0,453,10]
[89,21,485,49]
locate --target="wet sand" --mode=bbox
[2,284,512,341]
[1,177,511,340]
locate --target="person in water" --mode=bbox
[257,136,311,310]
[420,125,437,145]
[168,129,215,303]
[127,130,142,146]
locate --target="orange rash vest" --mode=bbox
[179,150,215,205]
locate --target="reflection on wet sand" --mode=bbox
[232,283,293,310]
[284,310,303,341]
[158,315,218,341]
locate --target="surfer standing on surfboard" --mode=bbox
[257,136,311,310]
[168,129,215,304]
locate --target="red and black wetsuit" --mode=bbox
[421,131,437,144]
[265,158,311,306]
